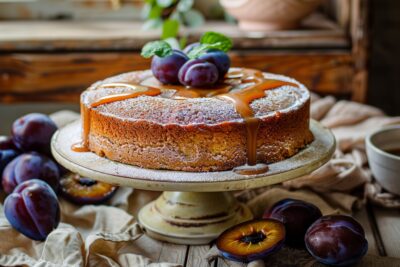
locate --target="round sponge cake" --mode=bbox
[79,68,313,172]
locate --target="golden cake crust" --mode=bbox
[80,69,314,171]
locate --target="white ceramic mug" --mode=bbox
[366,125,400,195]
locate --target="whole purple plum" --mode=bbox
[263,198,322,247]
[0,137,20,186]
[12,113,58,155]
[151,50,188,84]
[4,179,60,241]
[305,215,368,266]
[198,49,231,79]
[0,136,18,150]
[178,59,219,87]
[183,42,200,54]
[2,152,60,194]
[0,149,20,179]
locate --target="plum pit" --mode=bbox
[60,173,117,205]
[239,231,266,244]
[78,177,97,187]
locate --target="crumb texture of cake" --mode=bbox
[80,68,313,172]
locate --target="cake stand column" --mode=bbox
[138,191,253,245]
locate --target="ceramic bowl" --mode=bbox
[366,126,400,195]
[219,0,322,31]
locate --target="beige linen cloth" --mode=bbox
[1,95,400,267]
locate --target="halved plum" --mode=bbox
[216,219,285,262]
[60,173,117,205]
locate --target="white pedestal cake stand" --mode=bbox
[51,120,335,245]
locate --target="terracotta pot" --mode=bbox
[219,0,322,31]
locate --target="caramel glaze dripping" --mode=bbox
[218,70,297,166]
[150,79,232,98]
[71,101,91,152]
[72,68,298,173]
[71,85,161,152]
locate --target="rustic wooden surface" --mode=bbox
[0,52,354,103]
[130,204,399,266]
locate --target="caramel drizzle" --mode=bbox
[146,79,233,98]
[72,84,162,152]
[218,71,296,165]
[72,69,297,168]
[91,86,161,108]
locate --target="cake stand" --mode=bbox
[51,120,335,245]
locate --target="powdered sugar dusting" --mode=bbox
[81,69,309,126]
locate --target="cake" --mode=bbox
[73,67,313,172]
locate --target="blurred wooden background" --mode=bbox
[0,0,399,115]
[0,0,367,103]
[368,0,400,116]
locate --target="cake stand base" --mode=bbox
[138,191,252,245]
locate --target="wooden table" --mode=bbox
[133,204,400,266]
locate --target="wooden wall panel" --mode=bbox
[0,21,347,51]
[231,52,354,95]
[0,52,353,103]
[0,53,150,102]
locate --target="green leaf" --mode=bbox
[179,36,187,49]
[141,40,173,58]
[187,44,209,59]
[164,37,181,50]
[157,0,174,8]
[162,19,179,39]
[177,0,193,12]
[169,10,181,21]
[148,4,162,19]
[182,9,204,27]
[187,43,222,59]
[187,31,233,59]
[200,31,232,52]
[141,3,151,18]
[142,18,162,30]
